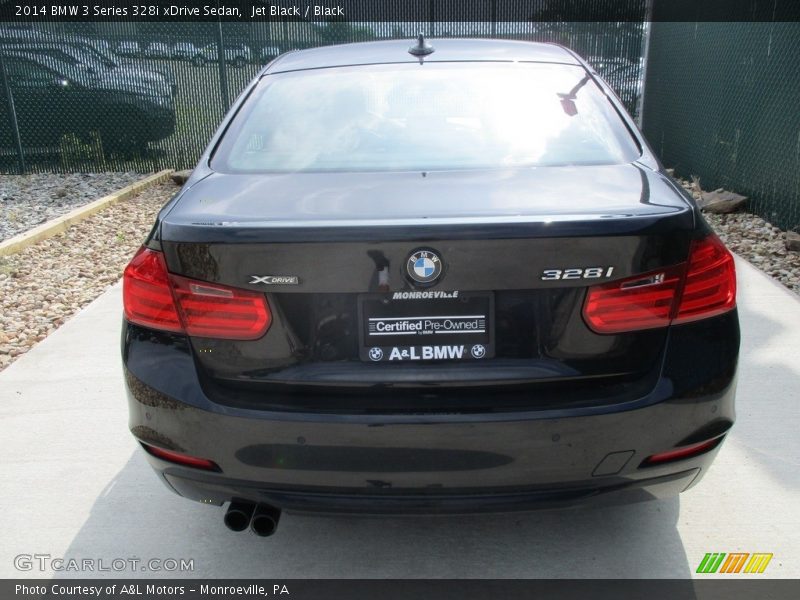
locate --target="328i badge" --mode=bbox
[121,37,739,537]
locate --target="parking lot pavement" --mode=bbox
[0,257,798,579]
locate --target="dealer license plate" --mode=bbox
[358,291,494,362]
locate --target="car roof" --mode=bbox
[0,27,57,42]
[2,50,81,77]
[263,38,581,75]
[0,28,102,51]
[0,42,104,65]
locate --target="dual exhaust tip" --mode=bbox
[223,500,281,537]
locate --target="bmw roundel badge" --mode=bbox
[406,248,443,284]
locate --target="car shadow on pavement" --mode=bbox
[58,450,694,579]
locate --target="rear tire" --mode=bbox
[100,109,149,158]
[192,55,206,67]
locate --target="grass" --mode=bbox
[59,132,105,169]
[0,257,18,277]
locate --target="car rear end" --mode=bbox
[121,40,739,526]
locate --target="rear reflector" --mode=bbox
[642,437,723,466]
[142,443,220,471]
[123,247,271,340]
[583,234,736,334]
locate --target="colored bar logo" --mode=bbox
[696,553,773,574]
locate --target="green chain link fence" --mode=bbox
[643,21,800,231]
[1,7,646,174]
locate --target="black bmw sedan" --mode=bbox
[121,39,739,537]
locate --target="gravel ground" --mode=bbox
[0,181,176,371]
[675,177,800,296]
[0,175,797,373]
[706,212,800,295]
[0,172,142,242]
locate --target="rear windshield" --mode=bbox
[213,62,640,173]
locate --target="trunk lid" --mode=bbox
[157,164,693,412]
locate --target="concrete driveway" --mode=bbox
[1,257,798,579]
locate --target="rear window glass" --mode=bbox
[213,62,640,173]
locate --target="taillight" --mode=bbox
[583,234,735,334]
[583,265,685,333]
[123,247,271,340]
[123,247,182,333]
[170,274,271,339]
[673,234,737,324]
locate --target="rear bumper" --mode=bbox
[123,308,738,514]
[123,317,737,514]
[128,369,730,513]
[159,465,704,515]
